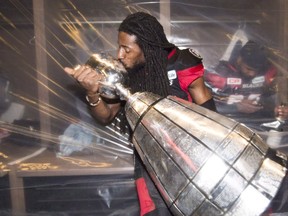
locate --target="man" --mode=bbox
[64,12,216,215]
[205,40,288,133]
[205,40,278,120]
[205,41,288,215]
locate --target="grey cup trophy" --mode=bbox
[85,53,126,99]
[86,53,287,216]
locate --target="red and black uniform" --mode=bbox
[134,47,215,216]
[167,47,205,102]
[204,60,277,119]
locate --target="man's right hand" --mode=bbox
[64,65,121,125]
[64,65,104,96]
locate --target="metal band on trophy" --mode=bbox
[85,53,287,216]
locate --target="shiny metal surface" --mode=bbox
[85,53,126,99]
[83,55,287,215]
[123,91,287,216]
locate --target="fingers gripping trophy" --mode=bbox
[85,53,287,216]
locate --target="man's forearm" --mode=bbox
[86,94,121,125]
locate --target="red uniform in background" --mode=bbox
[204,40,278,122]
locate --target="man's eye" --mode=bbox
[124,48,130,53]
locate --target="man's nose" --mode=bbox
[117,49,124,60]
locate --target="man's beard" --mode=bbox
[125,62,146,76]
[123,62,147,93]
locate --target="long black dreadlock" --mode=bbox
[117,13,177,215]
[118,12,175,97]
[115,12,175,136]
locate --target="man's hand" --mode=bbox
[64,65,121,125]
[236,99,263,114]
[64,65,104,96]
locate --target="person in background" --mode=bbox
[205,40,288,131]
[205,40,288,215]
[204,40,284,120]
[64,12,216,216]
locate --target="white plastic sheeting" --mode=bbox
[0,0,287,215]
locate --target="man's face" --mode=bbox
[236,56,258,79]
[117,31,145,73]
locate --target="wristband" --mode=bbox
[85,94,101,107]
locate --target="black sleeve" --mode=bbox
[200,98,217,112]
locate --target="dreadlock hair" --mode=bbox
[118,12,175,97]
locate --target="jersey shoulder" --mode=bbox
[177,48,203,67]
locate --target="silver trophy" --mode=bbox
[86,54,287,216]
[85,53,126,99]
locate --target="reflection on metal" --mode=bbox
[85,53,286,215]
[122,90,286,216]
[19,163,58,171]
[85,53,126,99]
